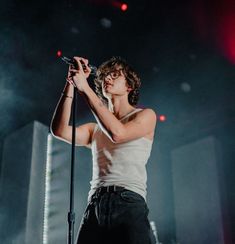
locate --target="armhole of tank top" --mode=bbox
[91,123,99,142]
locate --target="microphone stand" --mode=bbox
[67,86,77,244]
[61,56,97,244]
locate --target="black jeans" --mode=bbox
[76,187,156,244]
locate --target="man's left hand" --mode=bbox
[69,56,91,92]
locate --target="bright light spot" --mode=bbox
[121,3,128,11]
[159,115,166,122]
[100,18,112,28]
[180,82,191,93]
[57,50,62,57]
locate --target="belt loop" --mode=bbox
[96,188,101,196]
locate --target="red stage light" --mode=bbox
[192,0,235,64]
[159,115,166,122]
[112,1,128,12]
[121,3,128,11]
[57,50,62,57]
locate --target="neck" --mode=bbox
[109,95,136,120]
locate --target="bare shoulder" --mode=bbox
[139,108,157,116]
[129,108,157,133]
[119,108,157,142]
[135,108,157,122]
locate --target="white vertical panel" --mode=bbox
[0,120,101,244]
[0,121,48,244]
[171,136,224,244]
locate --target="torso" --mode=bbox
[88,108,154,202]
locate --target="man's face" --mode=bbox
[102,68,130,97]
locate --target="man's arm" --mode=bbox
[52,122,96,148]
[50,82,96,148]
[112,108,157,143]
[82,86,157,143]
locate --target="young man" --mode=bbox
[50,56,157,244]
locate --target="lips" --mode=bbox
[104,83,112,88]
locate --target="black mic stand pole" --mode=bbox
[62,56,96,244]
[67,86,77,244]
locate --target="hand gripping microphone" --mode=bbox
[61,56,97,76]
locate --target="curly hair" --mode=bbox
[94,56,141,106]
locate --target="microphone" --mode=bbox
[61,56,97,76]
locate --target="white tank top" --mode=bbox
[88,108,153,202]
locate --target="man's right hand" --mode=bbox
[66,57,91,86]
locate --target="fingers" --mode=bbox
[66,77,76,87]
[66,65,77,86]
[74,56,89,66]
[67,65,79,78]
[73,56,91,75]
[73,57,85,74]
[66,77,72,85]
[67,56,91,83]
[69,68,79,73]
[86,65,91,73]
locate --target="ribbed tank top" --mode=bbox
[88,108,153,202]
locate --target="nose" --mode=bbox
[104,75,113,83]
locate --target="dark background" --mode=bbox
[0,0,234,243]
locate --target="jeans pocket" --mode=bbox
[120,190,145,203]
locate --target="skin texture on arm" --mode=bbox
[85,88,156,142]
[50,82,74,136]
[113,108,157,143]
[82,86,157,143]
[50,64,96,148]
[52,122,97,148]
[82,87,127,142]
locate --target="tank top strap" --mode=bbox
[120,108,143,121]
